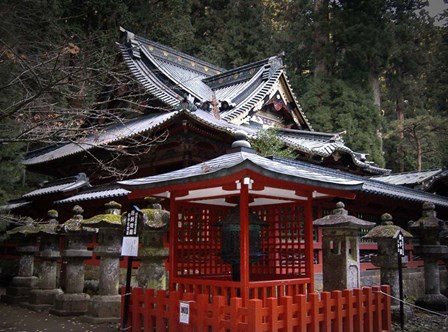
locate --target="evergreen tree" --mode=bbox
[382,0,441,171]
[301,78,384,166]
[250,129,297,159]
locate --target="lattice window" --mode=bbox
[175,205,231,277]
[253,204,306,278]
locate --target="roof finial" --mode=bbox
[231,130,251,149]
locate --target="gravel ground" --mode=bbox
[0,301,118,332]
[392,310,448,331]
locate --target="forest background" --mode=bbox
[0,0,447,206]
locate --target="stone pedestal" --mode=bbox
[26,234,63,311]
[371,238,401,304]
[409,203,448,311]
[51,232,93,316]
[1,238,39,304]
[414,246,448,311]
[84,227,122,323]
[137,200,170,289]
[137,245,169,289]
[364,213,414,323]
[313,202,375,291]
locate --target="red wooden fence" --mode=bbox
[121,285,391,332]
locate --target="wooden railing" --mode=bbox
[172,277,312,304]
[121,285,391,332]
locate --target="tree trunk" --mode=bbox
[371,75,383,159]
[396,95,405,172]
[371,75,381,110]
[313,0,329,77]
[414,127,422,172]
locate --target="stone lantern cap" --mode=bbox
[313,202,375,229]
[34,210,60,235]
[140,197,170,229]
[58,205,97,233]
[364,213,413,239]
[7,217,40,236]
[408,202,444,231]
[9,210,60,236]
[81,201,123,228]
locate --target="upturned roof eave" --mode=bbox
[119,152,363,196]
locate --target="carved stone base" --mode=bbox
[82,294,121,323]
[50,293,90,316]
[1,287,32,304]
[415,293,448,311]
[23,288,63,311]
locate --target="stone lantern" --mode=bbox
[137,197,170,289]
[364,213,412,312]
[26,210,64,311]
[81,201,123,323]
[51,205,96,316]
[2,218,39,304]
[218,205,266,282]
[408,202,448,311]
[313,202,375,291]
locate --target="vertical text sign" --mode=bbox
[121,209,140,257]
[396,231,405,257]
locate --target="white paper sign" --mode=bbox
[179,301,190,324]
[121,236,139,257]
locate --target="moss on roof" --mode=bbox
[81,213,123,226]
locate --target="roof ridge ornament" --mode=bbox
[268,52,284,78]
[231,130,252,149]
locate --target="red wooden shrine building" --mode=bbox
[119,137,391,331]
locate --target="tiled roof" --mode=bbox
[23,112,179,165]
[119,150,363,192]
[121,29,313,130]
[274,158,448,208]
[54,184,130,204]
[22,173,90,198]
[22,29,387,176]
[22,108,386,175]
[120,29,223,104]
[119,151,448,208]
[0,200,31,212]
[372,169,448,188]
[277,129,390,175]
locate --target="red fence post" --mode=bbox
[380,285,392,331]
[131,287,143,332]
[155,290,167,332]
[196,293,209,332]
[230,297,242,332]
[354,288,363,332]
[247,298,263,332]
[296,294,307,331]
[281,296,293,332]
[363,287,373,332]
[168,291,180,332]
[343,289,354,332]
[310,292,320,332]
[372,286,382,332]
[332,290,343,332]
[211,295,225,332]
[321,291,332,332]
[143,288,155,332]
[267,297,279,331]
